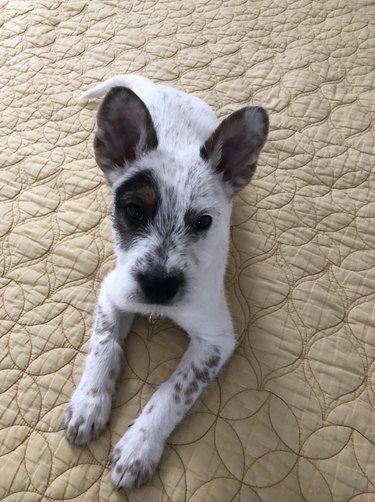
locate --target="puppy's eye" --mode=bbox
[194,214,212,231]
[124,204,145,223]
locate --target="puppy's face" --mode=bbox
[93,87,268,310]
[111,150,227,307]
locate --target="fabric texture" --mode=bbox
[1,0,374,500]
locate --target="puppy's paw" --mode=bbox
[110,425,164,490]
[64,386,112,445]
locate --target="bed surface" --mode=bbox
[1,0,374,500]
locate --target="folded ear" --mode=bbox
[94,87,158,184]
[200,106,269,195]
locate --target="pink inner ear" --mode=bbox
[94,87,158,174]
[201,106,269,193]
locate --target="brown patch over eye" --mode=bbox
[114,170,160,248]
[116,170,158,209]
[135,184,158,208]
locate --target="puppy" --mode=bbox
[65,75,269,490]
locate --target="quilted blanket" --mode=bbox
[1,0,374,500]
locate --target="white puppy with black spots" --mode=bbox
[65,74,269,490]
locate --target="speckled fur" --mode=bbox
[65,74,268,491]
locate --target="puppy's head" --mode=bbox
[94,87,268,309]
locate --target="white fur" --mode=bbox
[66,75,245,491]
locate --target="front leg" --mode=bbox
[65,275,134,445]
[111,310,236,490]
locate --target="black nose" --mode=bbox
[138,271,182,304]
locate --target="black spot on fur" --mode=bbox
[206,355,220,368]
[146,404,154,414]
[191,363,210,383]
[185,380,199,396]
[116,463,124,473]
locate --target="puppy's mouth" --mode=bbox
[136,269,185,306]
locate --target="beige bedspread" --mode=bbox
[1,0,374,500]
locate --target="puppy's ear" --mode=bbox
[201,106,269,195]
[94,87,158,184]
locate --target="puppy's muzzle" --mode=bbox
[138,270,183,305]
